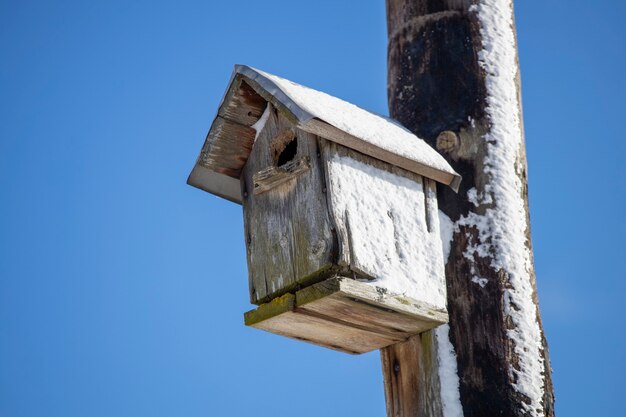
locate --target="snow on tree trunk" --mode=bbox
[383,0,555,416]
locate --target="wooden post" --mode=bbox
[382,1,555,416]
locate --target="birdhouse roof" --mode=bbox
[188,65,461,203]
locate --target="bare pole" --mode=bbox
[382,1,555,416]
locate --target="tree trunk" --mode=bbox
[381,1,555,416]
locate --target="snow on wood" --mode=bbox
[236,65,460,188]
[436,210,464,417]
[435,324,464,417]
[251,103,271,142]
[439,210,454,263]
[471,276,488,288]
[324,149,447,310]
[191,66,461,203]
[455,1,545,414]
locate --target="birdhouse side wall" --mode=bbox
[241,108,339,305]
[320,140,447,310]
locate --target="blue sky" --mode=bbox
[1,1,624,416]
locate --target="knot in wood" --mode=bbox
[436,130,459,154]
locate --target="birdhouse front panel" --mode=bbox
[241,107,337,305]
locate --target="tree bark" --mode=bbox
[382,1,555,416]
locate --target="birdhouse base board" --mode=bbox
[243,276,448,354]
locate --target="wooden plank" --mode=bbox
[241,108,336,305]
[197,116,256,178]
[244,287,396,354]
[297,278,447,333]
[244,293,296,326]
[188,77,268,203]
[244,277,447,354]
[293,304,407,343]
[301,118,459,191]
[237,75,303,126]
[252,156,311,195]
[217,76,268,127]
[249,307,394,355]
[298,296,420,338]
[187,164,242,204]
[381,335,421,417]
[381,331,443,417]
[297,278,448,325]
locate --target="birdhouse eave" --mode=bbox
[187,164,242,204]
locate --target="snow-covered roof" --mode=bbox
[188,65,461,203]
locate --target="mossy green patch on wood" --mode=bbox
[244,293,295,326]
[295,277,340,306]
[252,265,340,306]
[245,277,448,354]
[420,330,434,375]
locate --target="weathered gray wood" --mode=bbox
[248,304,392,355]
[383,1,555,416]
[244,277,448,354]
[297,277,448,325]
[187,76,268,200]
[187,164,242,204]
[197,116,256,178]
[302,119,460,191]
[252,156,311,195]
[241,106,336,305]
[297,298,416,341]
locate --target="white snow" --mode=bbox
[439,210,454,262]
[436,212,464,417]
[436,324,464,417]
[471,276,488,288]
[325,154,447,309]
[457,2,545,414]
[248,67,459,183]
[251,103,271,142]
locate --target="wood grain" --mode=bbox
[197,116,256,178]
[217,76,267,127]
[381,332,443,417]
[241,107,336,305]
[244,277,447,354]
[252,156,311,195]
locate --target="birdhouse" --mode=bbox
[188,65,461,354]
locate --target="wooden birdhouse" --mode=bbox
[188,65,461,354]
